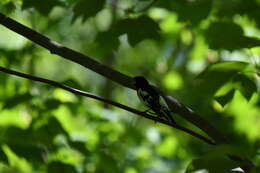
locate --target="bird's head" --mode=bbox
[133,76,149,89]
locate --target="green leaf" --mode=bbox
[1,127,32,145]
[34,117,69,146]
[22,0,65,15]
[2,93,33,109]
[157,0,212,25]
[214,0,260,28]
[1,117,68,149]
[8,144,46,162]
[175,0,212,25]
[215,89,235,107]
[44,99,62,110]
[1,127,49,159]
[257,97,260,107]
[69,141,89,155]
[205,144,246,158]
[95,31,120,56]
[205,22,260,50]
[97,152,118,173]
[186,145,242,173]
[232,74,257,101]
[73,0,105,22]
[197,61,249,95]
[186,156,239,173]
[214,0,244,18]
[114,16,160,46]
[46,117,68,137]
[0,148,8,163]
[47,161,77,173]
[0,2,16,13]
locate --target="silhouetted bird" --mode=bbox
[133,76,176,124]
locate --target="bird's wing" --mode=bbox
[149,85,169,108]
[137,89,153,107]
[159,95,169,109]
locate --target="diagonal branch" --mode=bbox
[0,13,254,172]
[0,13,133,89]
[163,95,228,144]
[0,12,224,144]
[0,66,215,145]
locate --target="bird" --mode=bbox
[133,76,176,124]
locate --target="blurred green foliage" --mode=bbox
[0,0,260,172]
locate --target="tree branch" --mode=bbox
[0,13,222,144]
[0,13,133,89]
[163,95,228,144]
[0,13,254,172]
[0,66,215,145]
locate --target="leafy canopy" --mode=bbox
[0,0,259,172]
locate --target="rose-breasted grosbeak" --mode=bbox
[133,76,176,124]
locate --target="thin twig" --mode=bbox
[0,66,216,145]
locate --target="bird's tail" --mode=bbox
[154,106,176,125]
[163,108,176,125]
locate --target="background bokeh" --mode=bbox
[0,0,260,172]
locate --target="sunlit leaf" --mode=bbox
[163,71,183,90]
[197,61,249,95]
[156,136,177,157]
[232,74,257,101]
[215,89,235,107]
